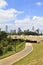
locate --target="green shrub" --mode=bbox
[0,49,3,56]
[6,45,13,51]
[0,44,3,56]
[1,40,8,47]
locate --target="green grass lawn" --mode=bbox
[13,42,43,65]
[0,41,25,59]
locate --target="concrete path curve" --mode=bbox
[0,43,33,65]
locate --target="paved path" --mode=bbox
[0,43,33,65]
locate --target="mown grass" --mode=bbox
[0,41,25,59]
[13,42,43,65]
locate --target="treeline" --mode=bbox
[0,31,25,56]
[15,31,42,35]
[10,30,43,35]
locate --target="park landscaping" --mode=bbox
[0,31,25,59]
[0,39,25,59]
[13,42,43,65]
[0,31,43,65]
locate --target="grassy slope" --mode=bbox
[0,42,25,59]
[13,42,43,65]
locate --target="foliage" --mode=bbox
[23,31,39,35]
[0,44,3,55]
[0,31,25,57]
[6,45,13,51]
[0,37,25,56]
[15,31,40,35]
[0,31,7,40]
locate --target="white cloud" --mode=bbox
[14,16,43,31]
[0,8,24,23]
[0,0,24,23]
[15,17,32,30]
[0,0,24,31]
[0,16,43,32]
[0,0,8,8]
[32,16,43,26]
[0,0,43,32]
[36,2,43,6]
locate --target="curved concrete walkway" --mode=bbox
[0,43,33,65]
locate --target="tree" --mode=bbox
[6,45,13,51]
[0,44,3,55]
[0,31,7,40]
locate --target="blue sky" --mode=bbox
[5,0,43,18]
[6,0,43,16]
[0,0,43,32]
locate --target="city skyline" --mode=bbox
[0,25,42,34]
[0,0,43,32]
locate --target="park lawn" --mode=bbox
[13,42,43,65]
[0,41,25,59]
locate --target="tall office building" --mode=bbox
[18,27,22,33]
[36,28,39,34]
[32,26,34,32]
[10,30,16,33]
[6,25,8,32]
[0,28,1,31]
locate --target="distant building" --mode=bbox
[0,28,1,31]
[14,30,16,33]
[10,30,16,33]
[36,28,39,34]
[24,29,29,32]
[6,25,8,32]
[32,26,34,32]
[18,28,22,33]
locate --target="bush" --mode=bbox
[0,31,7,41]
[0,49,3,56]
[0,44,3,56]
[6,45,13,51]
[1,40,8,47]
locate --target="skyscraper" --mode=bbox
[0,28,1,31]
[6,25,8,32]
[32,26,34,32]
[18,27,22,33]
[36,28,39,34]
